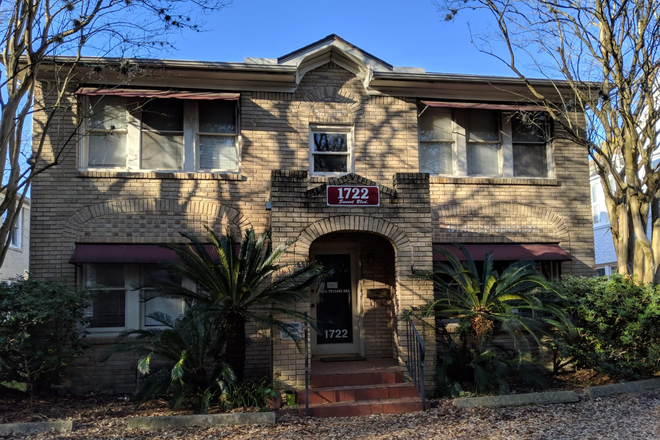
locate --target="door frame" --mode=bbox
[309,243,363,356]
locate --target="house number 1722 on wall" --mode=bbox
[326,185,380,207]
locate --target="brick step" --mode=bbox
[298,382,420,405]
[298,397,426,418]
[310,369,406,387]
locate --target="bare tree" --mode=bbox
[438,0,660,283]
[0,0,229,267]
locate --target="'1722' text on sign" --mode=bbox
[327,186,380,207]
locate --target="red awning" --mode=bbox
[421,100,548,112]
[433,244,571,262]
[75,87,239,101]
[69,244,218,264]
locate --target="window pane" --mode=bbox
[467,143,501,175]
[313,133,348,152]
[313,154,347,173]
[419,142,453,174]
[89,291,126,327]
[143,291,184,326]
[468,110,499,142]
[199,101,236,134]
[88,132,127,168]
[142,99,184,131]
[86,264,125,288]
[141,132,183,169]
[513,143,547,177]
[142,264,182,286]
[88,97,126,130]
[512,113,547,143]
[419,108,452,141]
[199,136,238,170]
[596,268,606,276]
[9,210,20,248]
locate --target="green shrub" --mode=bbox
[0,277,89,396]
[219,378,277,411]
[557,275,660,379]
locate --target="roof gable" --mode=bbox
[275,34,395,89]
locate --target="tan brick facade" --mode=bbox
[30,37,594,394]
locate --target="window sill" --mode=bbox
[77,170,247,181]
[429,176,559,186]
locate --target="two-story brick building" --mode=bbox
[30,35,594,406]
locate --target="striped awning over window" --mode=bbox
[420,101,547,112]
[75,87,239,101]
[433,244,571,261]
[69,244,219,264]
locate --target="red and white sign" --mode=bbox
[327,185,380,207]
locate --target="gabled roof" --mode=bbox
[277,34,393,72]
[32,34,572,100]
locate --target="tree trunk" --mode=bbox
[224,313,246,381]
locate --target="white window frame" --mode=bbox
[79,96,241,173]
[8,208,22,249]
[82,263,191,337]
[417,107,555,178]
[309,125,354,177]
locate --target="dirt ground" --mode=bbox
[1,370,658,440]
[0,390,657,440]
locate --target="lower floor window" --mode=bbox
[84,263,186,333]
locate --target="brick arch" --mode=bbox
[292,215,411,258]
[62,199,252,253]
[430,202,571,249]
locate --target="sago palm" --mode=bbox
[413,244,572,354]
[117,310,234,413]
[156,227,324,380]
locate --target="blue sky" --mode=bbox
[165,0,519,77]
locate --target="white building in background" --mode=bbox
[0,198,30,281]
[590,148,660,276]
[590,168,618,276]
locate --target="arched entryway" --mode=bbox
[309,232,396,359]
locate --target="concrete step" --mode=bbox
[298,382,420,405]
[298,397,426,418]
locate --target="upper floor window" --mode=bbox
[418,103,553,178]
[9,208,22,249]
[309,125,354,176]
[3,207,23,249]
[418,108,454,175]
[80,93,239,173]
[467,109,502,176]
[591,179,607,225]
[512,113,550,178]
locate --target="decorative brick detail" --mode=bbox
[431,202,571,247]
[294,86,365,125]
[63,199,252,252]
[306,173,397,198]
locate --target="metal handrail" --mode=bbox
[304,311,310,417]
[405,317,426,410]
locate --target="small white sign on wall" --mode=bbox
[280,322,303,340]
